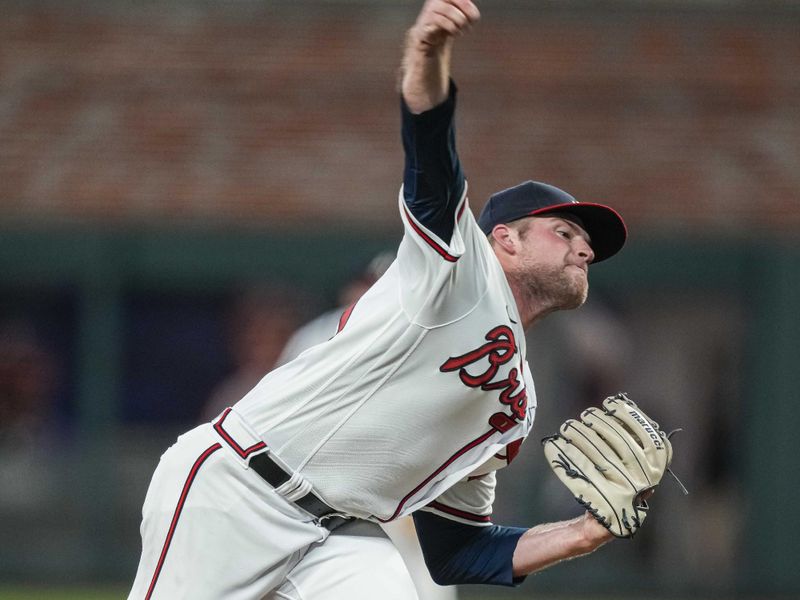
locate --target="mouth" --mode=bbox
[567,264,587,275]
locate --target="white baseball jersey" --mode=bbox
[234,185,537,524]
[274,307,342,368]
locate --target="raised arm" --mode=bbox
[401,0,480,114]
[399,0,480,243]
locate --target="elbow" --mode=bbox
[422,557,466,586]
[432,575,457,586]
[427,567,460,587]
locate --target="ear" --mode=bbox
[490,224,517,254]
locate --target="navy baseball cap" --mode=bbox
[477,180,627,263]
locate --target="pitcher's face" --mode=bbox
[512,216,594,311]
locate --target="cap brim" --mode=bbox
[529,202,627,263]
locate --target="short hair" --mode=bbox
[487,217,534,246]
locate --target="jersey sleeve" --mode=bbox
[413,513,527,587]
[397,172,493,329]
[401,80,465,244]
[412,473,528,586]
[421,471,496,526]
[396,81,494,329]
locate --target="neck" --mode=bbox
[507,277,559,330]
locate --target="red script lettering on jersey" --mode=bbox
[439,325,528,433]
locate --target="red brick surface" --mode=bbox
[1,3,798,231]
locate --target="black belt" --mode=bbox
[249,452,351,529]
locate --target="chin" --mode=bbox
[562,290,587,311]
[518,263,588,312]
[564,273,589,309]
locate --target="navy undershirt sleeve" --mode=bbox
[412,511,529,587]
[401,80,466,244]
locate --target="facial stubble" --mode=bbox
[509,261,588,314]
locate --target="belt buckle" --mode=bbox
[317,511,353,531]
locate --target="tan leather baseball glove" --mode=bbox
[542,393,674,538]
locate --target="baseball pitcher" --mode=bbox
[128,1,676,598]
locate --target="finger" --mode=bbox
[580,407,642,463]
[543,434,609,492]
[422,0,478,34]
[543,436,627,536]
[560,420,640,488]
[428,6,470,36]
[447,0,481,25]
[426,12,464,37]
[580,407,652,486]
[602,396,670,476]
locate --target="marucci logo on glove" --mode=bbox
[625,408,664,450]
[439,325,528,433]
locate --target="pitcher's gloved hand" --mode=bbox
[542,393,674,538]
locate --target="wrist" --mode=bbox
[571,521,597,555]
[400,33,452,114]
[575,512,614,553]
[406,25,453,56]
[512,515,612,577]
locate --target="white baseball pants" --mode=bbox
[128,420,418,600]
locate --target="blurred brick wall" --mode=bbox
[1,2,798,232]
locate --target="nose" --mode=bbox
[576,238,595,264]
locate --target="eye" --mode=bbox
[556,229,572,240]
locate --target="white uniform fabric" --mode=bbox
[129,415,417,600]
[235,189,536,523]
[269,519,418,600]
[129,187,537,598]
[274,276,458,600]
